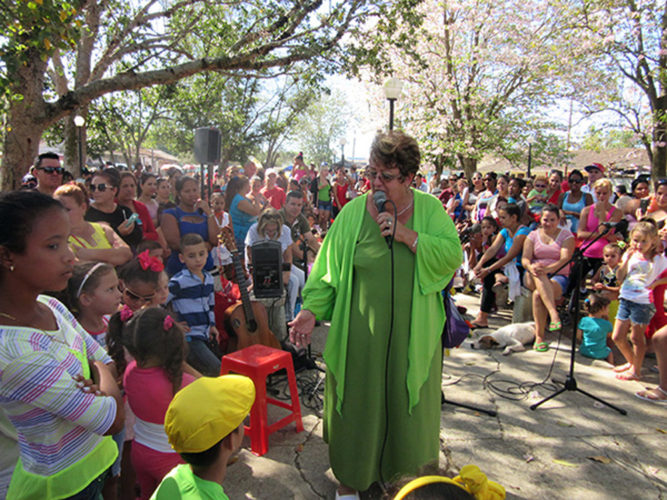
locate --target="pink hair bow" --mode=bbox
[120,304,134,322]
[137,250,164,272]
[163,315,174,330]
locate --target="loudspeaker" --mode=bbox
[194,127,221,164]
[251,240,283,298]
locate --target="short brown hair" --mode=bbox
[369,131,420,178]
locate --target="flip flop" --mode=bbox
[635,387,667,404]
[616,371,640,381]
[548,321,562,332]
[470,322,489,330]
[613,363,632,373]
[534,342,549,352]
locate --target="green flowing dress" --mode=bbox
[323,210,443,490]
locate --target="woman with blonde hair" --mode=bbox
[577,178,623,286]
[245,208,305,321]
[54,183,133,266]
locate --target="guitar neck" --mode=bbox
[231,249,256,325]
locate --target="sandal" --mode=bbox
[615,371,640,381]
[470,321,489,330]
[548,321,562,332]
[635,386,667,404]
[613,363,632,373]
[534,342,549,352]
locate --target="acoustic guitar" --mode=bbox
[219,227,281,352]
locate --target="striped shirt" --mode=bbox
[167,269,215,340]
[0,295,116,477]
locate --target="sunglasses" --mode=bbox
[123,287,155,304]
[365,168,401,183]
[37,166,64,175]
[568,178,583,184]
[89,183,108,192]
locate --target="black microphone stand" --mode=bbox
[530,224,627,414]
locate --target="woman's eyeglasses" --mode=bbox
[89,183,107,192]
[37,166,64,175]
[568,178,583,184]
[365,168,401,183]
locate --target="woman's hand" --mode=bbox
[288,309,316,347]
[195,198,211,216]
[531,262,546,277]
[117,220,135,236]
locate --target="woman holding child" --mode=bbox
[289,131,462,498]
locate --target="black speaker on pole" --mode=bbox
[194,127,221,165]
[251,240,283,299]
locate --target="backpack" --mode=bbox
[442,279,470,348]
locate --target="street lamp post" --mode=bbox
[339,138,347,168]
[73,115,85,175]
[383,77,403,131]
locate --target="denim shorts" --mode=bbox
[616,298,656,325]
[549,274,569,295]
[318,200,332,211]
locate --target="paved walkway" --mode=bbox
[223,291,666,499]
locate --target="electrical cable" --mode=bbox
[378,199,397,485]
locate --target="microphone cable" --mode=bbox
[378,199,397,486]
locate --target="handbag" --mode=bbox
[442,279,470,348]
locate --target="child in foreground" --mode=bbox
[117,307,196,499]
[168,233,220,376]
[150,375,256,499]
[612,221,667,380]
[578,293,614,364]
[591,242,623,324]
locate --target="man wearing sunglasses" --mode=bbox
[30,152,64,197]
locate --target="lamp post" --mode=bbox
[383,77,403,131]
[73,115,85,175]
[339,138,347,168]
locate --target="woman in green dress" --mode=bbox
[289,131,463,499]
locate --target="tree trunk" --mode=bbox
[458,155,478,179]
[1,56,49,190]
[652,104,666,179]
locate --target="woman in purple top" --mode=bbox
[522,204,575,351]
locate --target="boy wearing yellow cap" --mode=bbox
[150,375,255,499]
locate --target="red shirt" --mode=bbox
[262,185,286,210]
[132,200,159,241]
[334,183,350,208]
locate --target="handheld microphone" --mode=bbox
[601,219,628,233]
[373,190,392,247]
[373,190,388,213]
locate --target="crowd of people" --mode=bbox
[0,139,665,500]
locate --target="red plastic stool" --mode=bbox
[220,344,304,456]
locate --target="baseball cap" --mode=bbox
[584,163,605,174]
[165,375,255,453]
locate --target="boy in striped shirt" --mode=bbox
[168,233,220,376]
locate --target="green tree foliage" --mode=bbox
[291,89,352,167]
[0,0,380,189]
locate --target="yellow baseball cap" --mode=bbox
[165,375,256,453]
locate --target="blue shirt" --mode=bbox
[167,269,215,340]
[578,316,612,360]
[499,226,531,266]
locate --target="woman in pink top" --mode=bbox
[522,204,575,351]
[111,306,196,500]
[577,178,623,284]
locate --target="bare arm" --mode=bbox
[486,233,529,273]
[160,212,181,250]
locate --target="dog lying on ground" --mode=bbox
[470,322,535,355]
